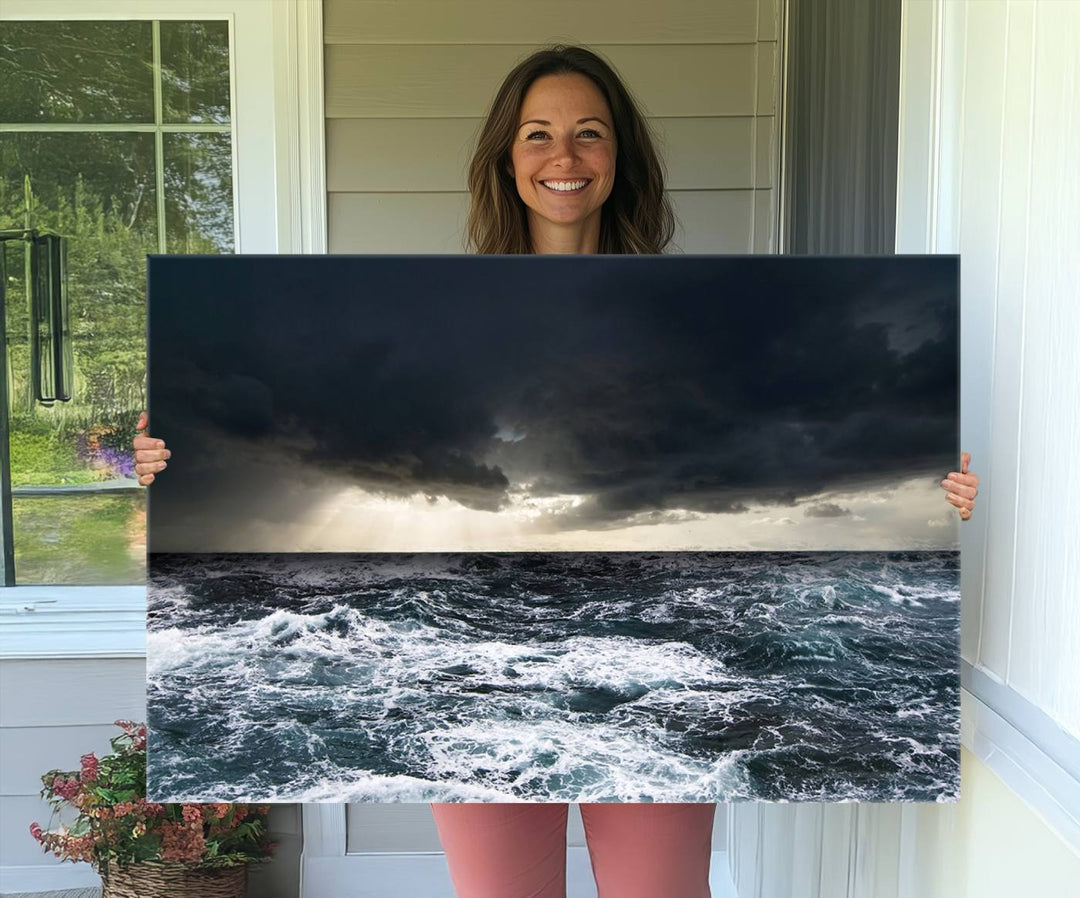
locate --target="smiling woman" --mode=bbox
[508,73,617,252]
[465,45,674,255]
[135,41,979,898]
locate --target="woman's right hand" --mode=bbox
[133,411,170,486]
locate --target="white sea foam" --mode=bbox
[148,551,959,802]
[419,715,753,802]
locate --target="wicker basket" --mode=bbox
[100,862,247,898]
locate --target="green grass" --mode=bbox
[13,492,146,584]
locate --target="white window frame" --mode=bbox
[0,0,326,659]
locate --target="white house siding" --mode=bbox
[322,0,782,854]
[728,1,1080,895]
[0,660,147,876]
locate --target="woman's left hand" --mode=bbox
[942,451,979,521]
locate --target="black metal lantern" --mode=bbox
[0,229,72,585]
[30,233,73,404]
[0,229,72,405]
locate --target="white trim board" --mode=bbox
[272,0,328,254]
[0,587,145,659]
[961,680,1080,853]
[962,660,1080,783]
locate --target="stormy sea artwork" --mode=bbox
[146,254,960,803]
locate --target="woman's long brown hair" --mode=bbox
[466,45,676,255]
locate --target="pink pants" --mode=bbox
[430,803,715,898]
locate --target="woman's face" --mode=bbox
[509,73,617,238]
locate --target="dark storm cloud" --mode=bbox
[148,255,956,550]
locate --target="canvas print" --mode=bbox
[146,255,960,803]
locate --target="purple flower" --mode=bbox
[96,446,137,479]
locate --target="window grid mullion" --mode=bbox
[0,124,231,133]
[152,19,167,255]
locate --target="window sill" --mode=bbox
[0,585,145,659]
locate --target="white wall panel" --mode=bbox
[979,0,1035,689]
[755,40,779,115]
[925,0,1080,740]
[730,803,907,898]
[753,188,778,252]
[759,0,781,42]
[1006,0,1080,732]
[955,0,1010,675]
[0,661,146,867]
[754,117,776,189]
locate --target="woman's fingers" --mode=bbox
[944,491,975,511]
[942,455,979,521]
[946,470,979,487]
[133,411,167,487]
[941,475,978,500]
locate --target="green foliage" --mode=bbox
[0,22,155,124]
[12,492,146,584]
[31,722,275,875]
[8,426,92,485]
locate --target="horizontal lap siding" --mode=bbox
[329,189,758,253]
[325,0,780,257]
[325,44,762,118]
[0,659,146,867]
[324,0,761,45]
[327,117,769,192]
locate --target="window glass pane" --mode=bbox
[164,133,235,253]
[1,19,235,587]
[2,132,155,586]
[1,132,156,473]
[0,22,154,124]
[160,20,232,124]
[12,493,146,585]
